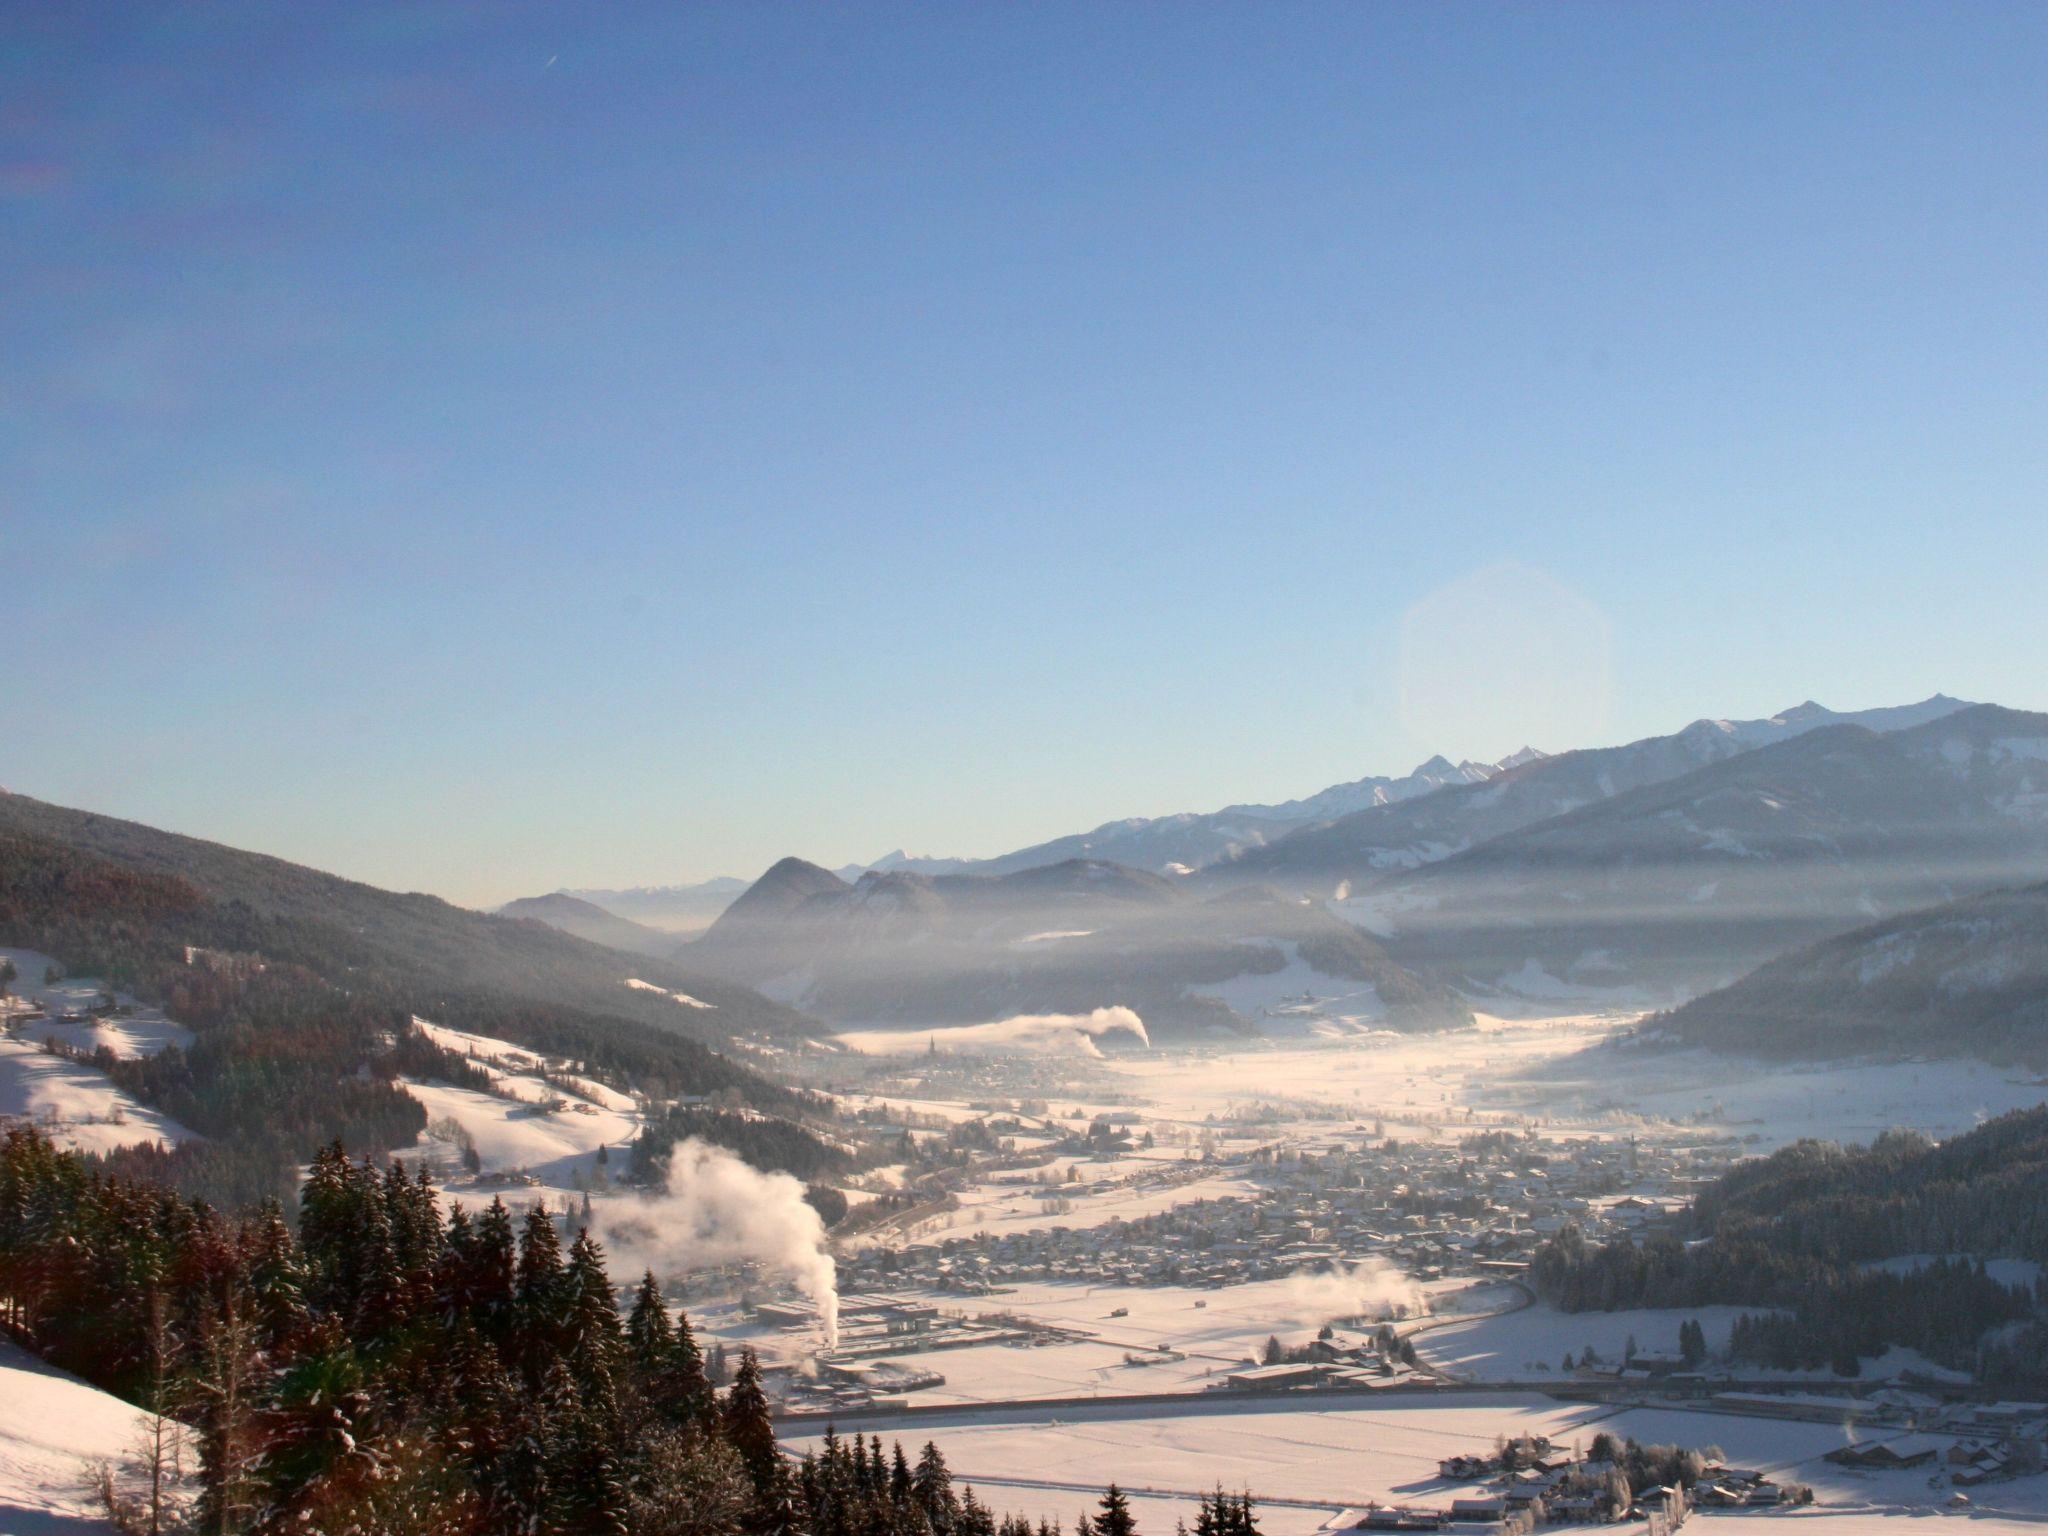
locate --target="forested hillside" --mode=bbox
[0,791,817,1043]
[0,811,815,1206]
[1658,879,2048,1061]
[1531,1108,2048,1381]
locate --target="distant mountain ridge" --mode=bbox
[497,892,680,958]
[687,855,1471,1038]
[521,744,1555,927]
[1355,703,2048,997]
[540,697,1971,930]
[504,692,2043,1041]
[553,876,751,934]
[1212,694,1978,891]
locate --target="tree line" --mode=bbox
[0,1123,1212,1535]
[1529,1107,2048,1381]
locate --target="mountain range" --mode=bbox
[510,745,1558,929]
[519,694,2048,1038]
[1345,703,2048,998]
[690,855,1473,1038]
[530,697,1976,936]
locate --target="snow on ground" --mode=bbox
[0,948,193,1057]
[0,1340,191,1535]
[403,1077,638,1197]
[0,951,198,1152]
[625,978,715,1009]
[1187,944,1388,1036]
[411,1017,550,1072]
[1517,1045,2048,1150]
[915,1168,1265,1242]
[789,1394,2048,1536]
[402,1017,648,1201]
[1076,1015,2048,1154]
[783,1395,1616,1530]
[0,1038,197,1154]
[838,1276,1427,1404]
[1416,1302,1758,1381]
[1083,1020,1622,1141]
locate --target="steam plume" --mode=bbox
[1280,1260,1425,1325]
[600,1139,839,1347]
[839,1007,1149,1058]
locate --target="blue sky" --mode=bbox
[5,3,2045,904]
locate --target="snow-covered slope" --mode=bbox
[0,1340,186,1535]
[0,948,198,1154]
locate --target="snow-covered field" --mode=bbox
[1051,1014,2048,1154]
[401,1018,644,1204]
[0,1341,189,1535]
[0,948,194,1059]
[1188,944,1390,1037]
[1415,1301,1758,1381]
[0,948,198,1153]
[0,1038,198,1155]
[788,1393,2048,1536]
[822,1275,1432,1403]
[912,1168,1266,1242]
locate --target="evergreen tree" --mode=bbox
[1097,1484,1137,1536]
[245,1197,309,1353]
[912,1440,958,1534]
[724,1348,780,1495]
[516,1202,567,1382]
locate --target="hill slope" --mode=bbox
[0,1340,177,1535]
[0,791,815,1043]
[1657,878,2048,1061]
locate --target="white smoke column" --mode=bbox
[599,1139,839,1347]
[839,1007,1149,1057]
[1279,1260,1426,1326]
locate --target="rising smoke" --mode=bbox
[599,1139,840,1347]
[841,1006,1150,1058]
[1279,1260,1426,1326]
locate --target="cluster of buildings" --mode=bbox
[1350,1440,1803,1536]
[839,1128,1731,1297]
[1824,1399,2048,1487]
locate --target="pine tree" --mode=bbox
[670,1307,717,1431]
[724,1347,780,1495]
[246,1197,309,1353]
[913,1440,958,1534]
[627,1270,675,1366]
[516,1201,567,1382]
[564,1231,624,1388]
[469,1197,519,1346]
[1097,1484,1137,1536]
[960,1485,997,1536]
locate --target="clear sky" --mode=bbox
[5,3,2045,906]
